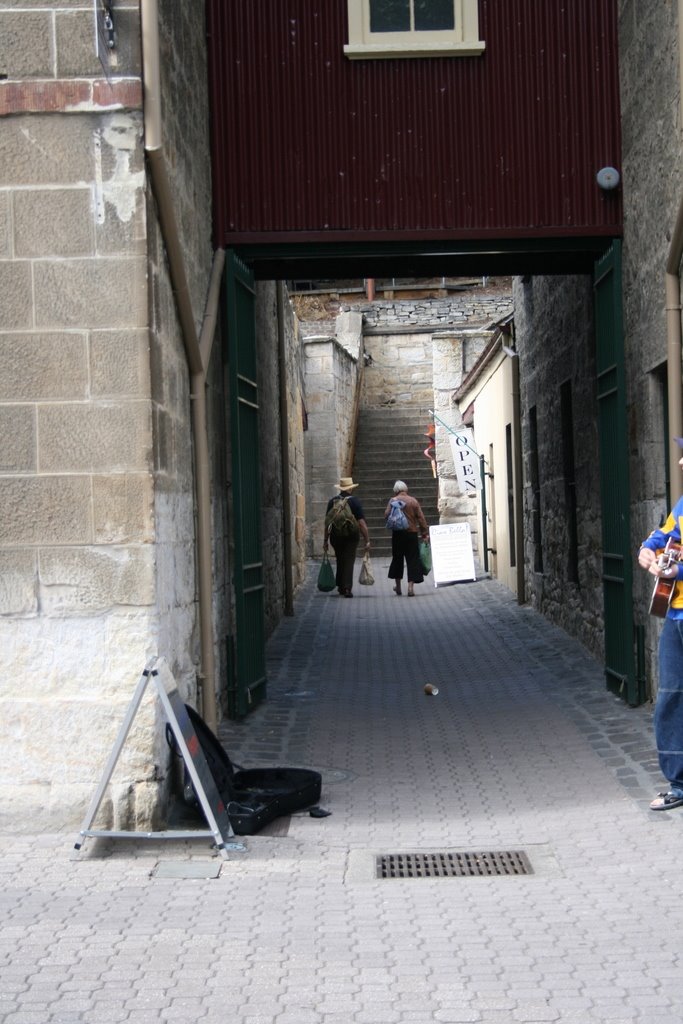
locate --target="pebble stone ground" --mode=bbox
[2,561,683,1024]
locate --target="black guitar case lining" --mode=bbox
[178,705,322,835]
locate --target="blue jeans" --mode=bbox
[655,617,683,795]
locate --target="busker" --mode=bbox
[323,476,370,598]
[638,438,683,810]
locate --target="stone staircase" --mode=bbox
[351,407,439,558]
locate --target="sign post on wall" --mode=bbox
[429,523,477,586]
[74,657,242,860]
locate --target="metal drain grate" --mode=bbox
[376,849,534,879]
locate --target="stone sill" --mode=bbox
[344,42,485,59]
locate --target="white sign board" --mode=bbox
[448,429,480,494]
[429,522,476,586]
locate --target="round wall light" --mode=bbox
[596,166,621,190]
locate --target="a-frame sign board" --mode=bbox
[74,657,241,860]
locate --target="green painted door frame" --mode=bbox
[225,249,267,718]
[594,241,642,705]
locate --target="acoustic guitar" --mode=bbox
[649,540,683,618]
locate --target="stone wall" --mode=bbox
[154,0,216,691]
[283,298,309,594]
[512,276,604,660]
[360,294,515,332]
[619,0,683,688]
[303,313,363,557]
[256,284,308,635]
[0,1,217,829]
[358,291,512,543]
[0,2,150,828]
[517,5,683,690]
[361,332,435,409]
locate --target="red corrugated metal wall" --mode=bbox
[206,1,621,244]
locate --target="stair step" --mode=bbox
[352,403,440,550]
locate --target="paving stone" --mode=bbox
[6,569,683,1022]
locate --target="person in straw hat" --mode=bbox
[323,476,370,598]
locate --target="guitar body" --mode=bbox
[649,577,676,618]
[648,540,683,617]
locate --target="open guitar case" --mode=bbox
[168,704,323,835]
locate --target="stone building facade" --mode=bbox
[510,3,683,691]
[3,0,681,827]
[298,284,513,560]
[620,0,683,690]
[511,276,604,658]
[301,312,364,558]
[0,3,304,829]
[356,288,513,552]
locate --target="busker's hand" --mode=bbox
[638,547,656,570]
[649,561,676,578]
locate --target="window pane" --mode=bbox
[414,0,454,31]
[370,0,411,33]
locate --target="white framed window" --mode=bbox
[344,0,485,59]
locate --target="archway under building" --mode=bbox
[223,235,641,715]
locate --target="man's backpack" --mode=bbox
[325,496,360,541]
[386,498,409,531]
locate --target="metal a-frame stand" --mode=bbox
[74,657,243,860]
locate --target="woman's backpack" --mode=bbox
[386,498,409,530]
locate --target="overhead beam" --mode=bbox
[231,237,615,280]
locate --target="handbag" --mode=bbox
[358,550,375,585]
[317,552,336,592]
[419,539,432,576]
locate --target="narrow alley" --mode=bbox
[2,562,683,1023]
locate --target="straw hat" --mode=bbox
[337,476,359,492]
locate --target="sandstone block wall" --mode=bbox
[303,314,363,557]
[0,1,218,829]
[0,93,154,826]
[358,292,512,540]
[362,332,435,409]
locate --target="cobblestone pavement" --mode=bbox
[2,563,682,1024]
